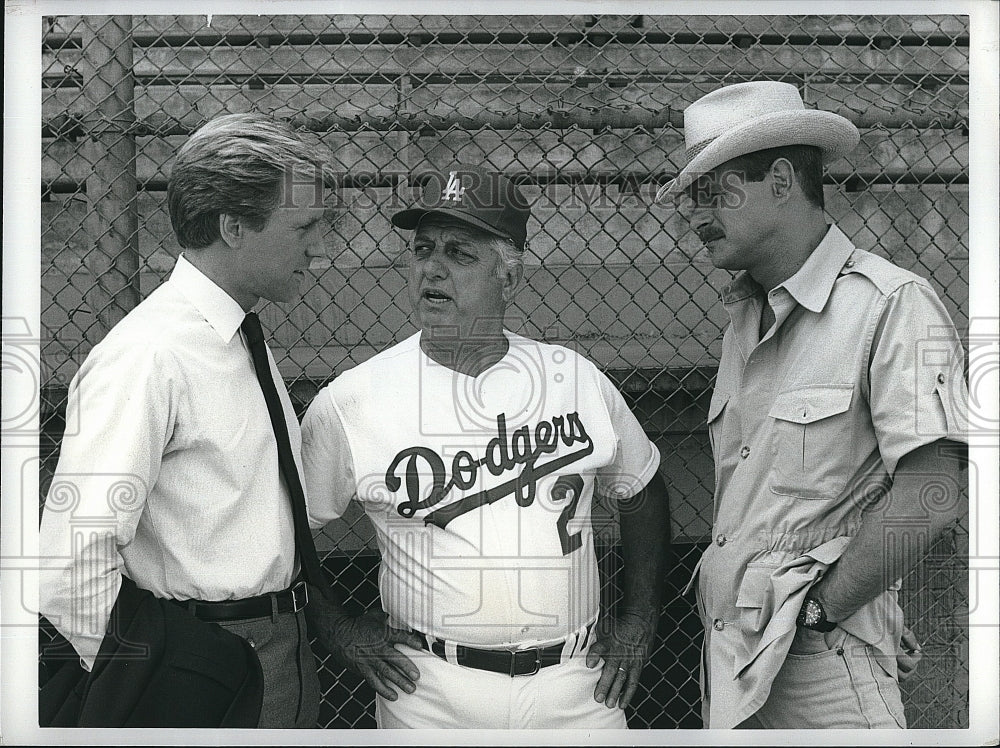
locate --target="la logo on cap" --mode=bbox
[441,171,466,203]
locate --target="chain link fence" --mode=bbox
[39,14,969,729]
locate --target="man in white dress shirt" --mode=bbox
[38,113,331,727]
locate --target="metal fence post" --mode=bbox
[80,16,140,340]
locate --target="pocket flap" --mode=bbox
[769,385,853,424]
[802,534,853,566]
[735,564,775,609]
[707,390,730,424]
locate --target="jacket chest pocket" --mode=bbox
[768,385,855,499]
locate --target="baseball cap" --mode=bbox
[391,164,531,249]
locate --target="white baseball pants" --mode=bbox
[375,643,629,729]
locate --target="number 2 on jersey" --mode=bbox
[552,474,584,555]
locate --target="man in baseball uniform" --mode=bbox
[302,164,670,728]
[659,81,968,728]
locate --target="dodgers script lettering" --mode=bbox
[385,412,594,528]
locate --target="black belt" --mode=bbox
[415,631,578,677]
[175,580,309,622]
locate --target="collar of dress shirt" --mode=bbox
[778,224,855,313]
[721,224,855,312]
[169,253,247,343]
[721,272,762,306]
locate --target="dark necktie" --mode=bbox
[241,311,327,594]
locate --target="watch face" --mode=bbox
[798,598,825,628]
[805,600,822,626]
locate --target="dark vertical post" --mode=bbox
[80,16,139,340]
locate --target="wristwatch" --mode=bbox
[796,596,837,632]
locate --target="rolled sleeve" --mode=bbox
[593,370,661,500]
[868,281,968,476]
[301,387,357,526]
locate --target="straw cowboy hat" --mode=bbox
[657,81,860,201]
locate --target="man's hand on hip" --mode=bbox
[307,596,422,701]
[896,625,923,683]
[586,611,656,709]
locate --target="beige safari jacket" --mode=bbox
[694,224,968,728]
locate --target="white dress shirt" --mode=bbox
[39,255,300,670]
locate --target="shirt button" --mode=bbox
[713,619,724,631]
[716,534,727,547]
[845,259,855,268]
[248,638,256,649]
[937,372,945,384]
[740,445,751,459]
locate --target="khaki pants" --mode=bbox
[737,627,906,729]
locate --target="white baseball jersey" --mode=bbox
[302,331,659,648]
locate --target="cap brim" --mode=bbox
[656,109,860,202]
[391,208,515,245]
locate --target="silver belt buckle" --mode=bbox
[510,648,542,677]
[291,581,309,612]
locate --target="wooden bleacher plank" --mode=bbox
[406,79,968,130]
[45,14,969,44]
[43,74,967,133]
[41,128,968,195]
[43,38,967,86]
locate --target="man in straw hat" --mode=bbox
[301,163,670,728]
[659,81,968,728]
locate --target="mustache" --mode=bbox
[696,226,725,244]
